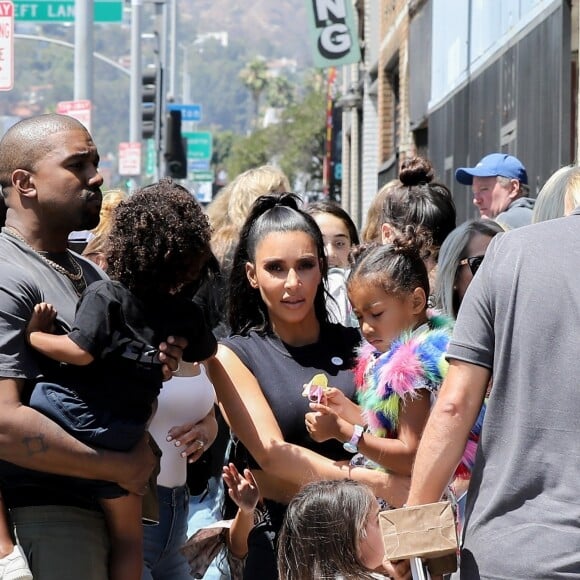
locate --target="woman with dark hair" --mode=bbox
[306,200,360,327]
[209,193,409,579]
[382,158,456,278]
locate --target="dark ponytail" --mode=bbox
[228,193,330,335]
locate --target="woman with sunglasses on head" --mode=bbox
[208,193,410,580]
[434,218,504,534]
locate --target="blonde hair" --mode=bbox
[82,189,127,265]
[227,165,290,230]
[533,165,580,223]
[90,189,127,239]
[360,179,400,243]
[206,165,290,265]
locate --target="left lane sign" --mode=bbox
[0,1,14,91]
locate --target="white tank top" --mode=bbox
[149,363,216,488]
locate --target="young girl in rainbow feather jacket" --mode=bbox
[305,232,481,483]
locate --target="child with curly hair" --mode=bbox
[8,179,217,580]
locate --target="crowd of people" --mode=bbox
[0,113,578,580]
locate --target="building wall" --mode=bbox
[377,0,414,189]
[429,1,571,222]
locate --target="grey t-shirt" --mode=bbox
[0,230,106,508]
[447,210,580,579]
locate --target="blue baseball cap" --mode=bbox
[455,153,528,186]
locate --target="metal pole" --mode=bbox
[130,0,142,144]
[74,0,93,101]
[168,0,177,101]
[154,1,167,177]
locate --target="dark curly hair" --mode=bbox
[348,226,431,301]
[106,178,214,299]
[228,192,330,335]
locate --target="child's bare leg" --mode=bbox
[100,494,143,580]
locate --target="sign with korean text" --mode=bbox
[118,142,141,176]
[56,99,91,132]
[0,1,14,91]
[305,0,361,68]
[14,0,122,22]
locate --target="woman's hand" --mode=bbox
[322,387,364,425]
[158,335,188,380]
[166,407,218,463]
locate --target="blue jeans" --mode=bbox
[187,476,228,579]
[142,485,191,580]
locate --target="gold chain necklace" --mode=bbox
[4,226,87,296]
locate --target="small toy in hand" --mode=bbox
[302,373,330,405]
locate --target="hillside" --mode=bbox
[177,0,312,65]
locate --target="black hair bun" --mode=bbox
[399,157,434,187]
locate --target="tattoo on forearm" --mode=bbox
[22,435,49,456]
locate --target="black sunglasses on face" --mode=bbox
[459,255,484,276]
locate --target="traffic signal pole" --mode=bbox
[74,0,93,102]
[130,0,142,145]
[129,0,142,187]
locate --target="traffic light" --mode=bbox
[164,110,187,179]
[141,68,158,140]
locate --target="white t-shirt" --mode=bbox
[149,363,216,488]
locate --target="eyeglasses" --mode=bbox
[459,255,484,276]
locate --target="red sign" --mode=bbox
[56,99,92,132]
[118,142,142,176]
[0,1,14,91]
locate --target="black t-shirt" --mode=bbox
[221,323,361,465]
[57,280,217,421]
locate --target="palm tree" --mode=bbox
[239,57,269,130]
[266,76,295,109]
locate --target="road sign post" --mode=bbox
[56,99,92,132]
[0,1,14,91]
[118,142,142,176]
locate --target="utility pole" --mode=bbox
[130,0,142,144]
[154,0,168,176]
[168,0,177,101]
[74,0,93,101]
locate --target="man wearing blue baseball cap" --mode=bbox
[455,153,535,228]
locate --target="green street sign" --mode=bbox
[184,131,212,161]
[14,1,123,22]
[191,170,214,182]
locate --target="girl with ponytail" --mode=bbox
[305,229,475,486]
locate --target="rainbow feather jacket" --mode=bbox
[354,310,483,479]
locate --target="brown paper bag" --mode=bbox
[380,501,458,560]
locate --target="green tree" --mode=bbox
[223,71,326,188]
[266,76,295,109]
[239,57,269,129]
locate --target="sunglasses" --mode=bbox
[459,255,484,276]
